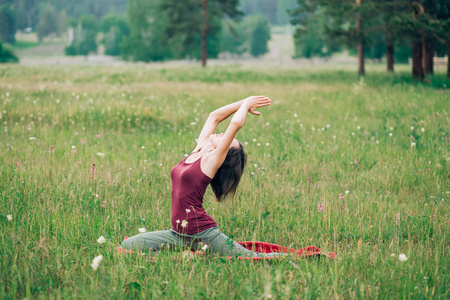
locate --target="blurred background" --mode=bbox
[0,0,449,79]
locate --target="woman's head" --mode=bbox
[210,142,247,202]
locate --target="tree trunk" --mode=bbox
[201,0,208,67]
[356,0,364,76]
[386,31,394,72]
[422,35,434,75]
[412,40,424,80]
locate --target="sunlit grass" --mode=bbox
[0,64,449,299]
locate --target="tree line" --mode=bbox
[0,0,272,66]
[291,0,450,79]
[0,0,449,79]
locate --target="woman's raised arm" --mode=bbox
[196,96,269,149]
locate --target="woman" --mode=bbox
[121,95,285,257]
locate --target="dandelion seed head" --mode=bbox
[97,236,106,244]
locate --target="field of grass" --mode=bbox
[0,64,449,299]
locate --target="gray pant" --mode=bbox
[121,226,287,258]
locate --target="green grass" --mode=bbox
[0,64,449,299]
[13,40,41,49]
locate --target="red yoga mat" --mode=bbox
[230,241,335,261]
[118,237,335,260]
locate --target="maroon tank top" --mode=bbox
[170,153,217,234]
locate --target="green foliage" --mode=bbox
[65,14,99,56]
[0,4,16,43]
[100,14,129,56]
[292,6,339,59]
[220,15,271,57]
[0,39,18,62]
[248,15,270,57]
[121,0,170,62]
[162,0,241,61]
[37,3,58,42]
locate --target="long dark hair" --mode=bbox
[210,142,247,202]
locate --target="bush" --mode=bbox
[0,41,19,63]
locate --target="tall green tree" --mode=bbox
[37,3,58,42]
[120,0,170,62]
[0,3,16,43]
[162,0,241,67]
[248,15,270,57]
[100,14,129,56]
[65,14,98,57]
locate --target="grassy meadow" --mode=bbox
[0,63,449,299]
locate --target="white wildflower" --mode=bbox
[7,214,12,221]
[97,236,106,244]
[202,244,209,251]
[176,220,180,224]
[71,145,76,149]
[399,254,408,262]
[185,209,191,213]
[91,255,103,270]
[411,142,416,147]
[97,152,104,156]
[421,128,425,133]
[345,190,350,194]
[138,227,146,233]
[181,220,188,228]
[28,137,36,140]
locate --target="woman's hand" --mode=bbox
[244,96,271,115]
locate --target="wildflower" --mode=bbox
[265,143,270,146]
[141,146,145,149]
[176,220,180,224]
[251,172,254,176]
[15,162,19,168]
[345,190,350,194]
[389,133,393,136]
[411,142,416,147]
[97,152,104,156]
[390,253,395,257]
[71,145,76,149]
[92,193,98,197]
[96,134,101,138]
[91,163,96,174]
[294,113,298,118]
[307,177,312,186]
[181,220,188,228]
[138,228,146,233]
[411,126,414,130]
[317,204,324,212]
[339,194,344,199]
[202,244,209,251]
[7,214,12,221]
[185,209,191,213]
[399,254,408,262]
[91,255,103,270]
[326,124,330,128]
[82,139,86,144]
[97,236,106,244]
[29,137,36,140]
[421,128,425,133]
[430,213,436,218]
[49,146,54,153]
[71,150,77,154]
[357,126,361,130]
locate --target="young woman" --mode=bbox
[121,96,285,257]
